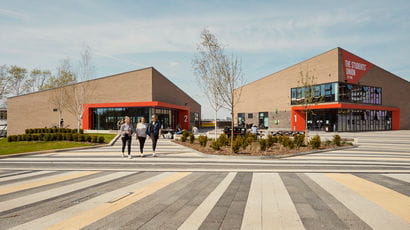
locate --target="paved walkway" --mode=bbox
[0,131,409,229]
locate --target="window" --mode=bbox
[248,113,253,119]
[238,113,245,126]
[258,112,268,129]
[0,110,6,120]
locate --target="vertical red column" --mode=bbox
[291,108,306,131]
[82,105,91,130]
[178,109,190,130]
[392,109,400,130]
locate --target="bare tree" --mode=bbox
[7,65,28,96]
[193,29,224,139]
[297,69,323,141]
[193,29,245,150]
[65,45,96,133]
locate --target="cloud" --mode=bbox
[0,8,29,20]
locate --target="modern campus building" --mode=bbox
[235,47,410,132]
[7,67,201,135]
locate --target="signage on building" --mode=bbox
[341,49,374,84]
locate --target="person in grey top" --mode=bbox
[120,116,134,159]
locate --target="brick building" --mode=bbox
[235,48,410,132]
[7,67,201,135]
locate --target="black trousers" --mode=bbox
[121,135,132,155]
[150,133,159,152]
[137,136,146,153]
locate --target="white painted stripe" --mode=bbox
[383,174,410,183]
[11,172,174,230]
[1,167,410,173]
[178,172,237,230]
[0,171,135,213]
[241,173,262,230]
[307,173,410,229]
[241,173,304,230]
[0,171,55,183]
[269,173,304,230]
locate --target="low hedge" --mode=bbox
[7,133,104,144]
[25,128,84,134]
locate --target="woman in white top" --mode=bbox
[136,117,148,157]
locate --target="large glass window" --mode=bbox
[0,110,6,120]
[291,82,382,105]
[91,107,177,130]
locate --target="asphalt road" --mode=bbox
[0,131,409,229]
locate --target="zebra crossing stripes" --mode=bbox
[1,170,409,229]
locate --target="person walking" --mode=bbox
[120,116,133,159]
[146,114,161,157]
[136,117,148,157]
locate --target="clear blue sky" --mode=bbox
[1,0,409,119]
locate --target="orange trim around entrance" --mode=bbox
[291,103,400,131]
[82,101,190,130]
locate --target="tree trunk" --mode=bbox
[230,91,234,152]
[214,110,218,140]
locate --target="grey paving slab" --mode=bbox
[280,173,350,230]
[199,172,250,230]
[297,173,372,230]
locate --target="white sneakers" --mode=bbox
[128,154,132,159]
[152,151,157,157]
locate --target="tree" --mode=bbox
[64,45,96,133]
[193,29,224,139]
[297,69,323,141]
[7,65,28,96]
[0,65,10,103]
[24,69,52,93]
[46,58,77,127]
[193,29,245,151]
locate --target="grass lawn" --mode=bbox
[0,138,93,155]
[0,133,117,156]
[87,133,117,144]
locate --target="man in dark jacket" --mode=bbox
[146,114,161,157]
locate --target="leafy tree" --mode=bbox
[8,65,28,96]
[24,69,52,92]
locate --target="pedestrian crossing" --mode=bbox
[0,170,408,229]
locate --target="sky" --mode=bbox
[1,0,409,119]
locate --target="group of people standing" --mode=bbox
[119,114,161,159]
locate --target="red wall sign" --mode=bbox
[341,49,374,84]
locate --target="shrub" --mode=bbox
[98,136,105,143]
[7,135,14,142]
[72,133,79,142]
[259,138,267,151]
[278,135,284,144]
[210,141,221,150]
[182,129,189,139]
[66,133,73,141]
[198,135,208,147]
[310,135,321,149]
[180,135,187,142]
[217,133,229,147]
[245,132,257,141]
[26,134,32,141]
[86,135,92,142]
[243,136,254,150]
[333,135,341,146]
[294,134,305,148]
[189,133,195,144]
[266,135,274,148]
[281,136,290,147]
[92,135,98,143]
[79,134,86,142]
[232,136,243,153]
[79,129,84,134]
[32,134,39,141]
[325,140,332,146]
